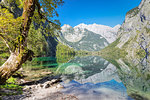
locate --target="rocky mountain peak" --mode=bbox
[74,23,121,43]
[114,0,150,58]
[138,0,149,8]
[60,23,120,51]
[61,24,73,33]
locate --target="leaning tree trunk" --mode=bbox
[0,0,36,84]
[0,50,33,84]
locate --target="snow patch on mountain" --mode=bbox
[61,24,72,33]
[61,24,86,42]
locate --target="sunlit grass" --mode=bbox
[0,77,23,96]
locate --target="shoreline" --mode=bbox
[1,75,78,100]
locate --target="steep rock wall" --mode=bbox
[116,0,150,59]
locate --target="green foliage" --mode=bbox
[0,0,63,84]
[31,0,64,38]
[0,8,22,51]
[15,0,23,8]
[56,42,75,54]
[97,38,128,68]
[0,77,23,96]
[56,42,75,63]
[0,0,64,58]
[39,0,64,18]
[6,77,16,83]
[0,39,9,66]
[100,38,127,60]
[26,0,64,57]
[0,8,22,66]
[0,8,22,36]
[27,23,49,57]
[0,3,63,65]
[1,0,23,8]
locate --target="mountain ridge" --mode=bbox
[62,23,121,43]
[59,23,120,51]
[58,27,109,51]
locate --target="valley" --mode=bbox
[0,0,150,100]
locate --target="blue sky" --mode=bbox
[56,0,141,27]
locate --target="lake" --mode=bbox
[24,55,150,100]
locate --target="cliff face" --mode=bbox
[109,0,150,99]
[101,0,150,99]
[116,0,150,58]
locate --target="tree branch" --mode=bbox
[0,33,12,53]
[35,0,43,19]
[21,0,36,47]
[35,1,58,26]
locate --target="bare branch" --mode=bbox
[0,33,12,53]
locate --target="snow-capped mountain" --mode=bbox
[59,23,120,51]
[59,24,109,51]
[74,23,121,43]
[61,24,85,43]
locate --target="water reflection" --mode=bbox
[56,56,133,100]
[26,54,150,100]
[115,55,150,100]
[56,56,120,83]
[61,80,132,100]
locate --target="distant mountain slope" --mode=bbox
[59,24,109,51]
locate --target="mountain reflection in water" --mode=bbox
[56,56,134,100]
[61,80,133,100]
[31,55,150,100]
[115,55,150,100]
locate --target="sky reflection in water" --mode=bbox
[56,56,134,100]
